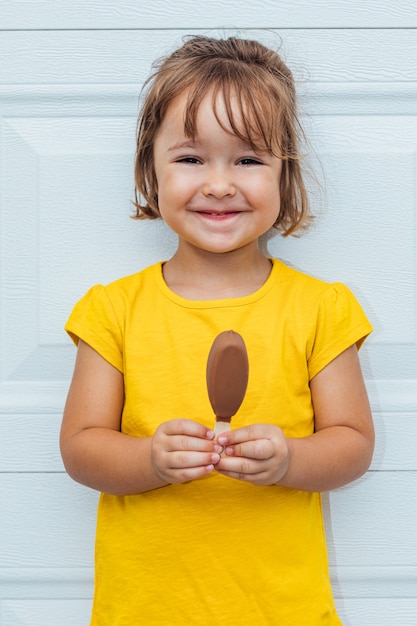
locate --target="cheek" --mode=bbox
[259,177,281,204]
[153,171,172,208]
[262,180,281,225]
[156,174,187,222]
[160,171,195,204]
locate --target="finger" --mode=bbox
[168,450,221,470]
[164,435,222,454]
[216,455,266,476]
[161,418,215,440]
[224,438,275,460]
[217,424,268,447]
[170,463,216,483]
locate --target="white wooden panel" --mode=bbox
[0,567,93,593]
[336,599,417,626]
[0,475,97,568]
[1,600,91,626]
[371,412,417,471]
[324,473,417,567]
[1,0,417,29]
[330,566,417,599]
[2,30,417,85]
[0,382,70,413]
[308,83,417,117]
[0,415,63,472]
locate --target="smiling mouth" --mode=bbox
[197,210,241,218]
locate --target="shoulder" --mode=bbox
[75,262,164,315]
[271,257,372,336]
[65,263,164,367]
[66,262,163,335]
[272,258,339,301]
[273,258,362,296]
[103,262,162,297]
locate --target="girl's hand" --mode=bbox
[215,425,290,486]
[151,419,222,484]
[215,346,374,492]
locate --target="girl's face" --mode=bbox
[153,90,282,257]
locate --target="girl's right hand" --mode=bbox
[151,419,222,484]
[61,340,221,494]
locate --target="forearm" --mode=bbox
[278,425,374,492]
[60,428,168,496]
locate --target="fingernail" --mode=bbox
[225,447,234,456]
[217,436,227,445]
[214,444,223,454]
[211,453,221,463]
[206,430,215,439]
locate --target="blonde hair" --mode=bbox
[134,35,312,236]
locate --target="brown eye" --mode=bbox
[177,157,201,164]
[238,158,263,165]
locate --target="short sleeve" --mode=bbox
[307,282,372,380]
[65,284,124,372]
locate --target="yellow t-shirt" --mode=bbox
[65,259,372,625]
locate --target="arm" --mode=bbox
[215,344,375,491]
[60,340,221,495]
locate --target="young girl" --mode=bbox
[60,35,374,625]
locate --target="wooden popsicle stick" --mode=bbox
[214,420,232,436]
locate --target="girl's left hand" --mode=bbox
[215,425,290,486]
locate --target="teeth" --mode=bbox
[199,210,235,216]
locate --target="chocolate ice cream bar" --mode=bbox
[206,330,249,435]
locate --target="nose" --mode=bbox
[202,165,236,199]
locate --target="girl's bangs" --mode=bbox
[183,75,284,157]
[220,81,283,156]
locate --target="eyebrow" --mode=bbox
[167,140,200,152]
[167,138,269,155]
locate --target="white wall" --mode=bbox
[0,2,416,624]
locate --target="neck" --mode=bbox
[162,243,272,300]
